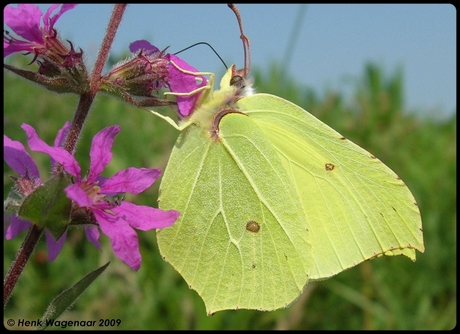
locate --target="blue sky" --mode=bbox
[5,4,456,118]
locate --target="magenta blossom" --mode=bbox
[4,122,72,261]
[100,42,172,108]
[4,4,77,61]
[129,40,208,117]
[22,124,179,271]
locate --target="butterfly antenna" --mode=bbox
[228,3,251,78]
[174,42,228,70]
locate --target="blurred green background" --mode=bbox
[3,53,456,329]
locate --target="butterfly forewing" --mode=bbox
[240,93,424,280]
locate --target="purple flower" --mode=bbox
[4,4,77,62]
[100,42,173,108]
[21,124,179,271]
[4,122,72,261]
[129,40,208,117]
[4,4,88,93]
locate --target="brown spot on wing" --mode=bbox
[325,163,335,171]
[246,220,260,233]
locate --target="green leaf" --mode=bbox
[18,173,71,240]
[36,262,110,330]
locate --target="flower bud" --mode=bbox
[100,47,175,107]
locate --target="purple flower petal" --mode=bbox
[113,202,179,231]
[51,121,71,169]
[22,124,81,178]
[129,40,160,54]
[4,4,43,44]
[5,215,31,240]
[100,167,161,195]
[4,4,76,59]
[4,135,40,179]
[42,4,60,31]
[168,54,207,117]
[44,4,77,31]
[45,230,67,261]
[93,209,142,271]
[3,39,39,58]
[65,183,93,207]
[88,125,120,182]
[53,121,71,148]
[84,225,101,250]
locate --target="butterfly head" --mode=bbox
[219,64,254,99]
[230,65,255,97]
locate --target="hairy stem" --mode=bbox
[3,225,43,308]
[90,4,127,94]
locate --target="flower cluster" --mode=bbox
[4,124,179,270]
[3,3,218,314]
[4,4,207,117]
[4,2,214,274]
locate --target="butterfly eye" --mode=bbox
[230,75,245,88]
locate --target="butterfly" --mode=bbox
[151,4,424,315]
